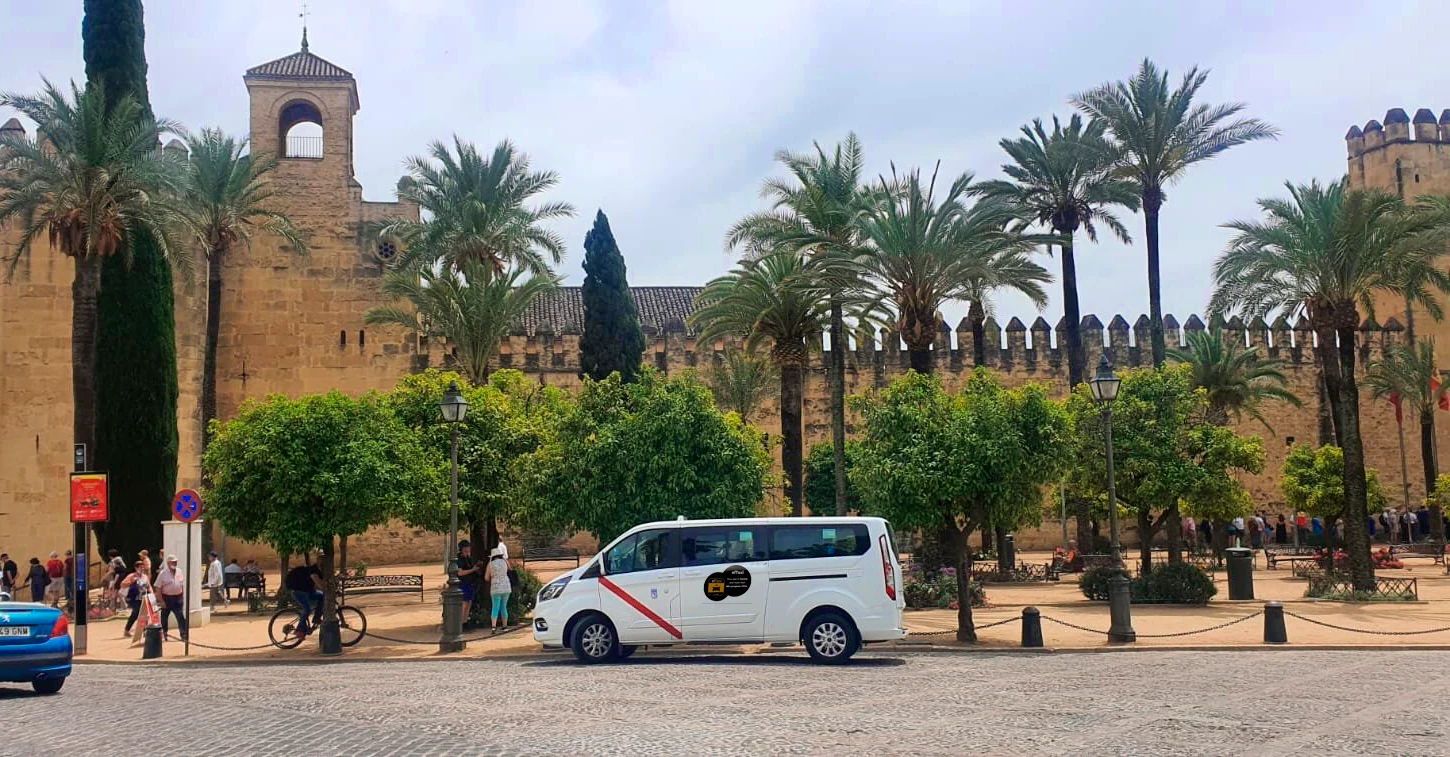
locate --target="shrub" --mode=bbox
[1135,562,1216,605]
[507,565,543,619]
[904,569,984,609]
[1078,566,1127,601]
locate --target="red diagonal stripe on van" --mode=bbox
[599,576,682,639]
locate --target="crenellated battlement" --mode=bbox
[1347,107,1450,158]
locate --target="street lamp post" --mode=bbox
[439,381,469,653]
[1089,355,1135,643]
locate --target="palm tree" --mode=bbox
[1365,340,1449,541]
[174,128,308,451]
[1074,58,1277,367]
[0,80,184,461]
[727,134,870,515]
[365,260,558,385]
[974,115,1138,382]
[691,249,829,516]
[1210,179,1450,587]
[369,137,575,275]
[704,347,777,424]
[1169,328,1300,427]
[856,164,1052,374]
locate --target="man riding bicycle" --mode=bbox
[284,558,325,637]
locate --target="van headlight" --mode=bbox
[538,576,571,603]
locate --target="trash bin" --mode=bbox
[1225,547,1254,600]
[1000,534,1016,572]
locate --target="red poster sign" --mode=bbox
[70,472,109,523]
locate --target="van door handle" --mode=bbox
[683,570,702,577]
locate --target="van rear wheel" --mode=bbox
[804,612,859,664]
[569,614,619,664]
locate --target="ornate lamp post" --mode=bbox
[439,380,469,653]
[1089,355,1135,643]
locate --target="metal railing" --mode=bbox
[285,135,323,159]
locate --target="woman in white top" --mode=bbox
[484,546,511,634]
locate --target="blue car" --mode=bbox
[0,597,72,694]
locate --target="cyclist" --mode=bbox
[284,557,325,637]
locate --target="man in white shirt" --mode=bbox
[207,551,227,610]
[154,554,188,641]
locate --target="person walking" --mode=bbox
[62,549,75,606]
[0,553,17,598]
[484,545,511,634]
[26,557,47,603]
[154,554,187,642]
[1385,509,1400,546]
[120,563,147,638]
[43,551,64,607]
[1274,514,1288,545]
[1182,516,1197,550]
[206,551,227,610]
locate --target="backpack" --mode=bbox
[507,568,519,591]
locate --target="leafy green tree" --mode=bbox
[851,370,1068,641]
[692,249,827,516]
[1365,340,1450,541]
[703,347,776,423]
[1169,327,1300,428]
[368,137,574,274]
[388,369,565,552]
[804,442,860,515]
[579,210,645,382]
[1064,365,1265,570]
[0,81,185,558]
[519,371,768,544]
[1074,58,1277,366]
[365,260,557,385]
[203,391,443,643]
[1210,179,1450,587]
[727,134,871,515]
[1282,444,1388,528]
[856,165,1052,373]
[174,128,308,455]
[84,0,185,561]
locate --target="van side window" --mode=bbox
[605,530,678,575]
[682,527,763,566]
[604,535,638,575]
[769,524,870,560]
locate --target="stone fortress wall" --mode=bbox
[1,41,1447,567]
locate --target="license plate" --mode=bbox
[0,627,30,637]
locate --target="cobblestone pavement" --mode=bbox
[3,649,1446,756]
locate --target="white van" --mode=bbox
[532,517,907,664]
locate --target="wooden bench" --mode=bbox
[339,574,424,602]
[1389,542,1446,566]
[522,546,581,567]
[1264,544,1319,569]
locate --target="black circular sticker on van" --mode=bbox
[704,565,751,601]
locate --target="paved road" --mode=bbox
[4,649,1445,756]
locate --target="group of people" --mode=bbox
[455,540,516,634]
[1181,507,1449,551]
[0,550,75,607]
[100,548,194,643]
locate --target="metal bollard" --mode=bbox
[1020,606,1043,648]
[1263,601,1288,644]
[142,626,163,659]
[1107,571,1136,643]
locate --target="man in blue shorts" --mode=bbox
[454,540,483,629]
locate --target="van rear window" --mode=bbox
[769,524,870,560]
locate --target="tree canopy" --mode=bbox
[579,210,646,382]
[1282,444,1387,521]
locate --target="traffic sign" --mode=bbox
[172,488,203,523]
[70,472,109,523]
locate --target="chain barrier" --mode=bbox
[1039,615,1109,635]
[1282,609,1450,636]
[912,615,1023,637]
[162,633,278,652]
[1133,610,1263,639]
[360,625,526,646]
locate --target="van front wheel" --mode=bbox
[570,614,619,664]
[804,612,859,664]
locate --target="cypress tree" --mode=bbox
[579,210,645,382]
[84,0,179,558]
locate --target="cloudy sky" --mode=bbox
[3,0,1448,331]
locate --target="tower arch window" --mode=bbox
[279,99,324,159]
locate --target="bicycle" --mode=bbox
[268,601,367,649]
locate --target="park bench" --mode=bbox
[1389,542,1446,566]
[223,572,245,599]
[521,546,581,567]
[339,574,424,602]
[239,572,267,599]
[1264,544,1319,569]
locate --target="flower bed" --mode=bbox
[903,567,985,609]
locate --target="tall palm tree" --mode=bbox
[0,80,184,461]
[1365,340,1449,541]
[369,137,575,275]
[691,249,829,516]
[174,128,308,451]
[704,347,777,424]
[365,260,558,385]
[1210,179,1450,587]
[727,134,870,515]
[856,164,1052,374]
[974,115,1138,383]
[1169,328,1301,427]
[1075,58,1277,367]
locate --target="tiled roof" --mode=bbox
[245,50,353,81]
[513,286,704,336]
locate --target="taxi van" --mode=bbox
[532,517,907,664]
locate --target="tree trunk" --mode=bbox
[946,521,976,643]
[829,299,848,516]
[968,300,987,367]
[72,255,102,469]
[1316,313,1375,589]
[1060,233,1086,386]
[908,346,933,374]
[780,361,805,516]
[1315,372,1335,447]
[1420,409,1442,540]
[201,250,223,450]
[980,526,992,555]
[320,540,337,627]
[1143,195,1166,368]
[994,525,1009,572]
[1165,505,1183,564]
[339,534,348,576]
[1137,509,1153,574]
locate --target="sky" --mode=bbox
[3,0,1449,336]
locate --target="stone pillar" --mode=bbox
[163,519,210,627]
